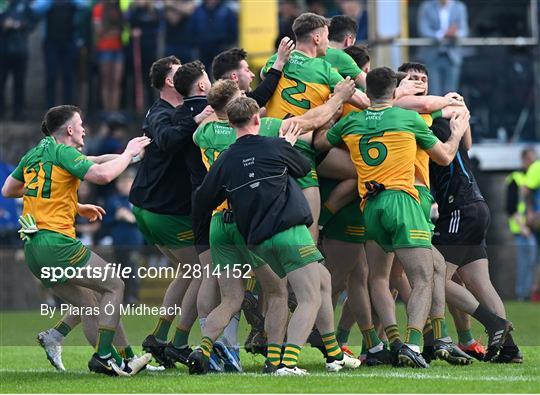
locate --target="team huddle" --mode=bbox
[2,12,523,377]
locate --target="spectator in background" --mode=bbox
[191,0,237,72]
[275,0,300,50]
[0,160,20,246]
[339,0,368,42]
[128,0,162,109]
[417,0,468,96]
[164,0,196,63]
[506,148,538,300]
[93,0,124,116]
[524,153,540,302]
[0,0,35,120]
[104,170,143,304]
[33,0,86,108]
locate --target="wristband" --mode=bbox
[131,155,141,164]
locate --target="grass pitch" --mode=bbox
[1,302,539,393]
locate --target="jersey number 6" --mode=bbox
[360,132,388,166]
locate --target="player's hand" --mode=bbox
[395,75,425,99]
[445,92,465,106]
[78,203,106,222]
[18,214,38,241]
[124,136,151,157]
[274,36,295,70]
[194,105,215,124]
[334,77,356,101]
[279,122,303,146]
[449,110,470,138]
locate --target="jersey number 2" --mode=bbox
[25,163,53,198]
[281,78,311,110]
[360,133,387,166]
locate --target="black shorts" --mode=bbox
[432,201,490,267]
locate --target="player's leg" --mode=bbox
[390,259,411,302]
[302,186,321,241]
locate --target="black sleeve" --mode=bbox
[278,139,311,179]
[430,118,451,143]
[192,154,228,223]
[152,108,196,154]
[247,68,282,107]
[506,181,519,216]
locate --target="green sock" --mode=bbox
[96,327,118,362]
[361,339,367,355]
[423,321,434,346]
[318,202,336,227]
[384,324,401,345]
[405,327,423,347]
[54,321,72,337]
[111,347,123,365]
[282,343,302,367]
[361,327,382,349]
[431,317,449,340]
[152,318,172,342]
[322,332,343,361]
[172,327,190,349]
[199,337,213,359]
[336,327,350,345]
[266,343,282,366]
[457,329,474,345]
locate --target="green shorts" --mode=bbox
[251,225,323,278]
[294,140,318,189]
[319,178,365,243]
[24,230,91,288]
[132,206,193,248]
[364,190,432,253]
[210,212,265,271]
[416,185,435,232]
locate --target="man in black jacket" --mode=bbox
[189,97,360,375]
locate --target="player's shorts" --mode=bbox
[251,225,323,278]
[416,185,435,232]
[319,178,365,243]
[24,230,91,288]
[132,205,194,248]
[294,140,318,189]
[364,190,432,253]
[210,212,265,272]
[432,200,490,267]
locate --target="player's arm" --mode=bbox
[283,77,356,132]
[440,105,472,150]
[86,154,120,164]
[425,112,470,165]
[312,115,347,152]
[354,71,366,91]
[395,92,464,113]
[1,176,25,198]
[84,137,150,184]
[348,89,370,110]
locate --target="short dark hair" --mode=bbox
[366,67,397,102]
[343,44,370,69]
[398,62,429,77]
[173,60,206,97]
[396,71,408,86]
[149,56,181,90]
[226,97,260,128]
[211,48,248,81]
[41,105,81,136]
[329,15,358,42]
[207,80,240,112]
[292,12,329,42]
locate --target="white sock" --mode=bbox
[220,312,240,347]
[199,317,206,331]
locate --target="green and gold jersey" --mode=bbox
[11,136,94,238]
[262,50,343,119]
[327,107,438,205]
[415,110,442,188]
[321,47,362,80]
[193,117,283,211]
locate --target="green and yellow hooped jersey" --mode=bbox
[11,136,94,239]
[262,50,343,119]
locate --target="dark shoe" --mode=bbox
[397,344,429,368]
[485,320,513,361]
[421,345,435,364]
[366,347,395,366]
[491,345,523,364]
[433,340,474,365]
[262,360,280,374]
[164,343,192,367]
[88,353,152,376]
[307,328,327,357]
[187,348,209,375]
[142,335,175,368]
